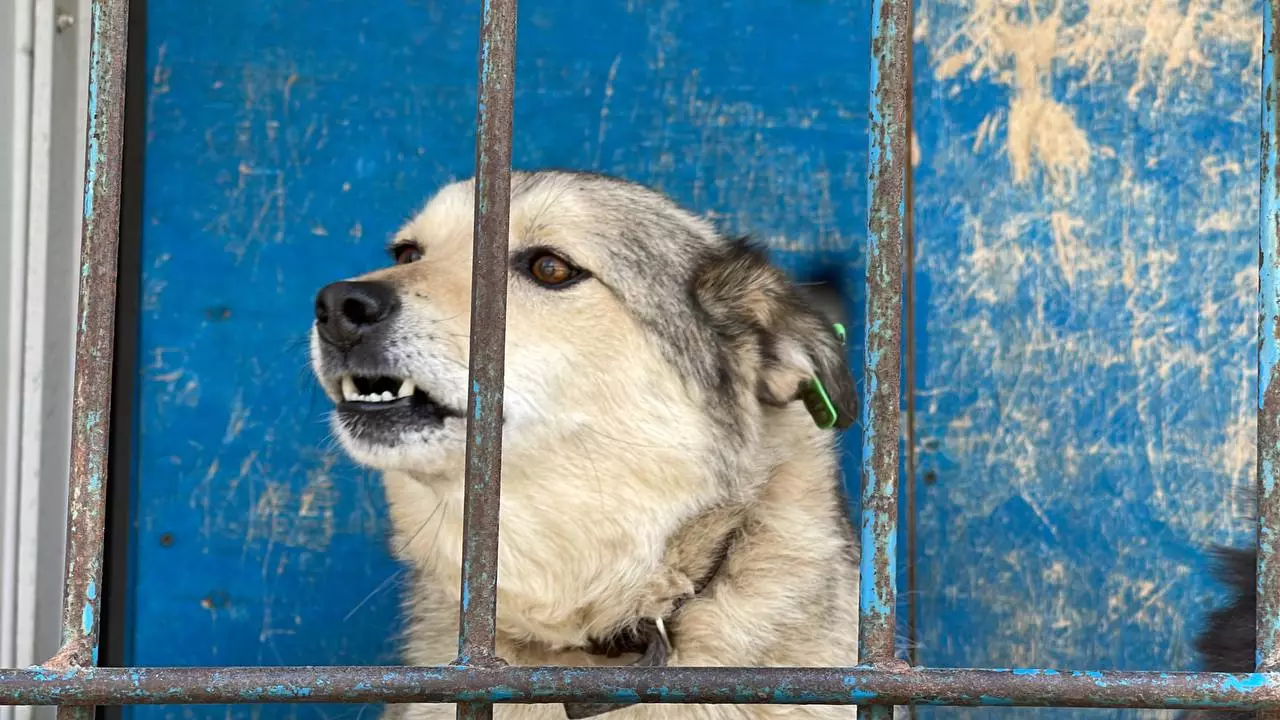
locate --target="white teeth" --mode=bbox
[339,375,415,404]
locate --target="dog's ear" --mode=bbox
[694,239,859,431]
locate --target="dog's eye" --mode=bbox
[392,243,423,265]
[528,252,582,287]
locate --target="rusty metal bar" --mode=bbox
[2,666,1280,709]
[457,0,518,665]
[861,0,911,714]
[454,1,518,720]
[42,2,130,720]
[1260,0,1280,696]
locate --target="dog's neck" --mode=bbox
[593,500,743,642]
[556,505,742,720]
[382,446,726,650]
[381,405,831,658]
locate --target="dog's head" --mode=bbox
[310,171,857,489]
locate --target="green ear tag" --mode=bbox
[803,378,839,429]
[803,323,847,430]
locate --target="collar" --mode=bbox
[562,521,738,720]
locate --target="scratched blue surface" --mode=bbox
[908,0,1263,716]
[131,0,1260,718]
[132,3,869,720]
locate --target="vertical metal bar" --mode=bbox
[861,0,912,714]
[1259,0,1280,708]
[455,0,518,719]
[47,2,129,720]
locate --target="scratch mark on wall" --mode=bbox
[246,454,338,553]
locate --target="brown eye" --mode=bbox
[528,252,580,287]
[393,243,423,265]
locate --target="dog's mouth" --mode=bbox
[339,374,420,405]
[334,373,462,429]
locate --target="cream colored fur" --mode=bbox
[310,172,864,720]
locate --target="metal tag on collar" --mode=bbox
[563,618,671,720]
[803,323,847,430]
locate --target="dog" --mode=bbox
[309,170,867,720]
[1185,545,1257,720]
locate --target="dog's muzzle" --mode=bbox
[313,280,463,438]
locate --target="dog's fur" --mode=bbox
[310,170,866,720]
[1185,546,1257,720]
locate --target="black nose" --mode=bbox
[314,281,400,348]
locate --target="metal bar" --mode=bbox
[455,1,518,720]
[456,0,518,665]
[861,0,912,714]
[43,0,129,719]
[1260,0,1280,699]
[3,666,1280,709]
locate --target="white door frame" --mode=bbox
[0,1,92,719]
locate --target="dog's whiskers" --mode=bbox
[572,433,608,512]
[343,569,405,623]
[394,496,447,557]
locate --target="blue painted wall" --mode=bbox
[129,0,1261,718]
[910,0,1261,699]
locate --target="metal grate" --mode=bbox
[2,0,1280,714]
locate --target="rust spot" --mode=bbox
[204,306,232,322]
[200,591,231,610]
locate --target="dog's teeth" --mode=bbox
[339,377,410,404]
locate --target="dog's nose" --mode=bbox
[314,281,400,347]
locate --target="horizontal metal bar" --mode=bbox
[1,666,1279,709]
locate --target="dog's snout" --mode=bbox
[314,281,400,347]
